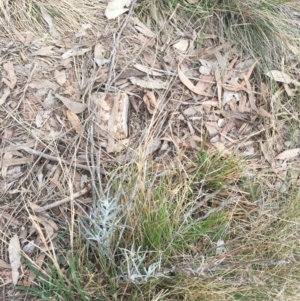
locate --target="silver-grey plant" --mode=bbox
[119,245,167,283]
[79,192,125,258]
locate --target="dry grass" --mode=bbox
[137,0,300,70]
[1,0,300,300]
[0,0,107,35]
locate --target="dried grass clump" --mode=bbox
[213,0,300,67]
[141,0,300,70]
[0,0,106,35]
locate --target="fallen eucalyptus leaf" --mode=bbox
[66,110,83,132]
[29,80,59,91]
[178,66,212,96]
[134,63,163,77]
[105,0,132,19]
[0,87,10,105]
[54,69,66,86]
[31,46,55,56]
[62,47,90,59]
[275,148,300,161]
[143,90,158,114]
[9,234,21,285]
[55,94,86,114]
[130,77,168,89]
[173,39,189,52]
[266,70,300,86]
[3,62,17,89]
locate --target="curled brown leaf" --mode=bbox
[178,66,212,96]
[143,91,158,114]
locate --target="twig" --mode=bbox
[2,139,105,173]
[105,0,137,92]
[151,68,216,84]
[34,186,92,212]
[178,106,203,136]
[183,190,220,220]
[205,258,292,271]
[182,197,237,231]
[164,258,292,278]
[2,283,5,301]
[16,63,37,110]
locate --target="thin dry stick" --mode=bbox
[2,139,105,173]
[35,186,92,212]
[105,0,137,92]
[151,68,216,84]
[16,62,36,110]
[205,258,292,271]
[178,106,202,136]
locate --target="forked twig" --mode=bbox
[178,106,202,136]
[33,186,92,212]
[2,138,105,173]
[105,0,137,92]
